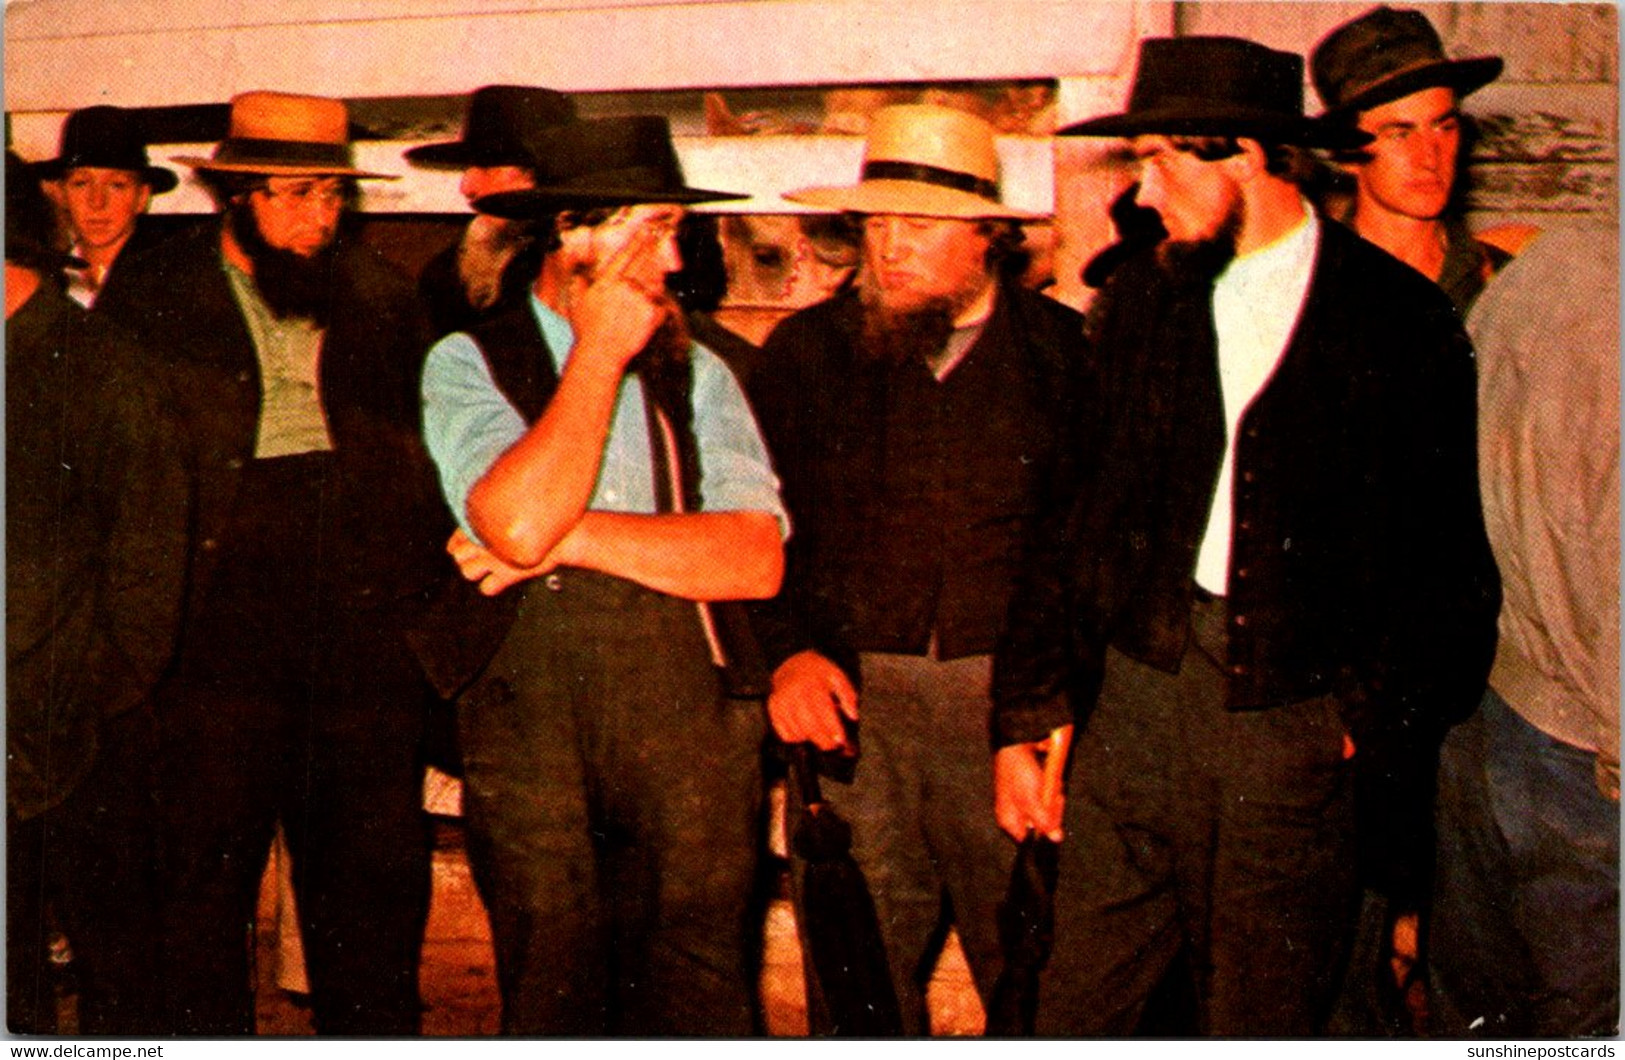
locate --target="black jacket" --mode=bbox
[747,282,1086,686]
[7,281,190,819]
[98,223,453,629]
[993,220,1500,764]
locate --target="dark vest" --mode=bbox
[407,304,767,698]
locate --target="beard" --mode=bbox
[1154,199,1243,285]
[228,200,338,325]
[458,214,534,312]
[856,286,958,368]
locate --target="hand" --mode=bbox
[447,527,557,596]
[567,221,674,375]
[994,736,1067,843]
[767,650,859,751]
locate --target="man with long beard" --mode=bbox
[746,103,1085,1034]
[419,115,786,1035]
[96,92,448,1035]
[992,38,1501,1035]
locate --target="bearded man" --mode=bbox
[95,92,448,1035]
[745,104,1085,1035]
[419,115,786,1035]
[992,38,1500,1035]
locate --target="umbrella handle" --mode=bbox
[1038,724,1074,819]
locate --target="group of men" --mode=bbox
[7,3,1616,1040]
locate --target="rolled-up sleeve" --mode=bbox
[421,330,527,535]
[691,348,790,540]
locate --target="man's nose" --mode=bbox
[89,184,110,210]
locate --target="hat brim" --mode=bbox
[1324,56,1504,117]
[33,159,180,193]
[172,155,398,180]
[403,140,534,169]
[784,180,1041,220]
[1060,107,1371,150]
[474,185,746,218]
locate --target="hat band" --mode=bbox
[1340,54,1451,104]
[213,137,354,168]
[861,160,999,201]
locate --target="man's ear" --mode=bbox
[137,185,153,215]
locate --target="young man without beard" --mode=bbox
[1309,8,1517,1033]
[36,106,179,309]
[404,84,577,336]
[746,104,1085,1034]
[6,152,187,1036]
[992,38,1500,1035]
[1311,6,1513,314]
[419,115,786,1035]
[95,92,448,1035]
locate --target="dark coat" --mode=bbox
[991,222,1500,897]
[747,283,1086,687]
[98,222,454,630]
[7,280,190,819]
[993,219,1500,752]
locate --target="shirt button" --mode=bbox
[545,573,563,592]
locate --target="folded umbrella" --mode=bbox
[788,742,904,1036]
[985,725,1074,1036]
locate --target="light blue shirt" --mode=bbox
[421,295,787,542]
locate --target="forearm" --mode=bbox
[561,509,783,600]
[466,348,625,567]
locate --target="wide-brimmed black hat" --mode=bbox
[33,106,178,192]
[1312,7,1503,116]
[1060,36,1371,150]
[7,151,88,270]
[404,85,577,169]
[472,116,745,217]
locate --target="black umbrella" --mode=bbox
[985,725,1074,1036]
[788,743,904,1036]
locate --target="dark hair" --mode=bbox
[5,151,69,271]
[977,218,1029,279]
[669,212,728,313]
[1169,135,1304,179]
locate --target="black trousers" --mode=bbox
[1037,596,1360,1036]
[458,569,763,1036]
[156,455,433,1035]
[8,708,161,1035]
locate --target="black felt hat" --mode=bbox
[1312,7,1503,117]
[405,85,578,169]
[1061,37,1371,150]
[33,106,178,192]
[472,116,744,216]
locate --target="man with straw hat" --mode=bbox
[97,91,448,1035]
[35,105,178,309]
[420,115,786,1034]
[404,84,577,336]
[992,37,1499,1034]
[745,102,1085,1034]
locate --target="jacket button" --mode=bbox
[226,457,244,471]
[1241,470,1257,484]
[201,538,219,552]
[236,371,252,384]
[1230,663,1248,677]
[545,573,563,592]
[1238,519,1253,532]
[1233,613,1249,627]
[1235,567,1250,579]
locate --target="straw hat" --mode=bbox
[1061,37,1370,150]
[174,91,396,179]
[1312,7,1503,117]
[784,104,1038,220]
[34,106,178,192]
[472,116,744,216]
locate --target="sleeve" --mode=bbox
[420,329,529,537]
[690,346,789,537]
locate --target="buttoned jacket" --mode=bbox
[98,222,453,628]
[993,220,1501,759]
